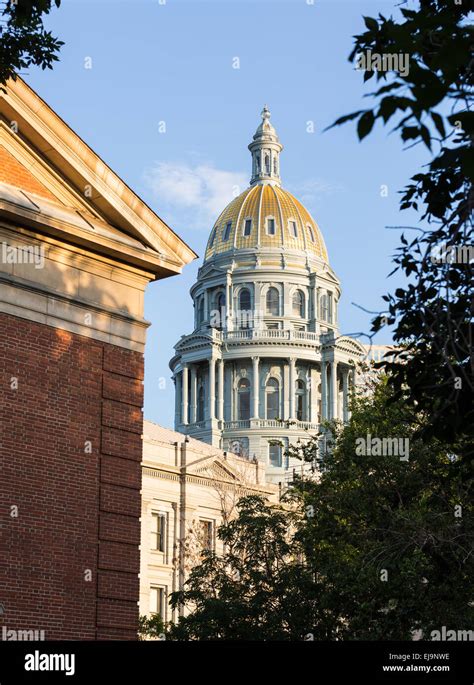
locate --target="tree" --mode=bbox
[166,381,473,640]
[138,613,166,641]
[329,0,473,453]
[0,0,63,86]
[168,495,323,640]
[291,380,473,640]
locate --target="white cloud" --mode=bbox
[144,161,248,228]
[292,177,343,207]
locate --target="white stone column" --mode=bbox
[190,365,197,424]
[208,357,216,420]
[252,356,259,419]
[226,275,232,331]
[342,367,349,423]
[283,362,290,420]
[204,289,209,323]
[174,374,180,428]
[321,361,327,421]
[289,357,296,420]
[331,360,338,420]
[181,364,188,425]
[309,368,316,422]
[218,359,224,421]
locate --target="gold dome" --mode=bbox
[204,183,328,263]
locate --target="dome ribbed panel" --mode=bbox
[235,185,260,250]
[274,186,306,252]
[204,184,329,263]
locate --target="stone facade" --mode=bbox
[139,422,277,623]
[170,107,365,484]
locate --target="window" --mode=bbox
[269,443,282,467]
[266,378,280,419]
[223,222,232,241]
[266,218,276,235]
[243,219,252,237]
[266,323,279,330]
[214,292,225,329]
[265,154,270,174]
[151,513,166,552]
[150,586,164,617]
[289,220,298,238]
[197,385,205,422]
[209,229,216,247]
[292,290,305,317]
[199,520,214,552]
[197,297,204,325]
[238,378,250,420]
[239,288,252,329]
[296,379,306,421]
[308,225,315,242]
[273,158,278,174]
[266,287,280,315]
[239,288,251,312]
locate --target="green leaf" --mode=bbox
[430,112,446,138]
[357,110,375,140]
[363,16,379,32]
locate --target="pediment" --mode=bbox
[0,78,197,277]
[189,456,240,482]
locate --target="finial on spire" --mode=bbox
[248,106,283,187]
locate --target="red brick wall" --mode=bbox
[0,312,143,640]
[0,145,58,202]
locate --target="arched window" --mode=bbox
[238,288,252,329]
[273,158,278,174]
[265,154,270,174]
[209,229,216,247]
[292,290,305,317]
[239,288,251,311]
[238,378,250,421]
[295,379,306,421]
[256,153,260,171]
[197,297,205,326]
[214,292,225,329]
[266,287,280,316]
[197,385,205,422]
[266,377,280,420]
[307,225,315,242]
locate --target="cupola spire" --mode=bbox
[248,105,283,187]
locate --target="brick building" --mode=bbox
[0,78,196,639]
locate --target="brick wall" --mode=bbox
[0,145,58,202]
[0,312,143,640]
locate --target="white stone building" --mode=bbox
[170,107,365,483]
[139,421,277,623]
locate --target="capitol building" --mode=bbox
[170,107,365,484]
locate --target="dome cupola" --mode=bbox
[248,105,283,187]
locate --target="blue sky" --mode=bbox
[26,0,427,428]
